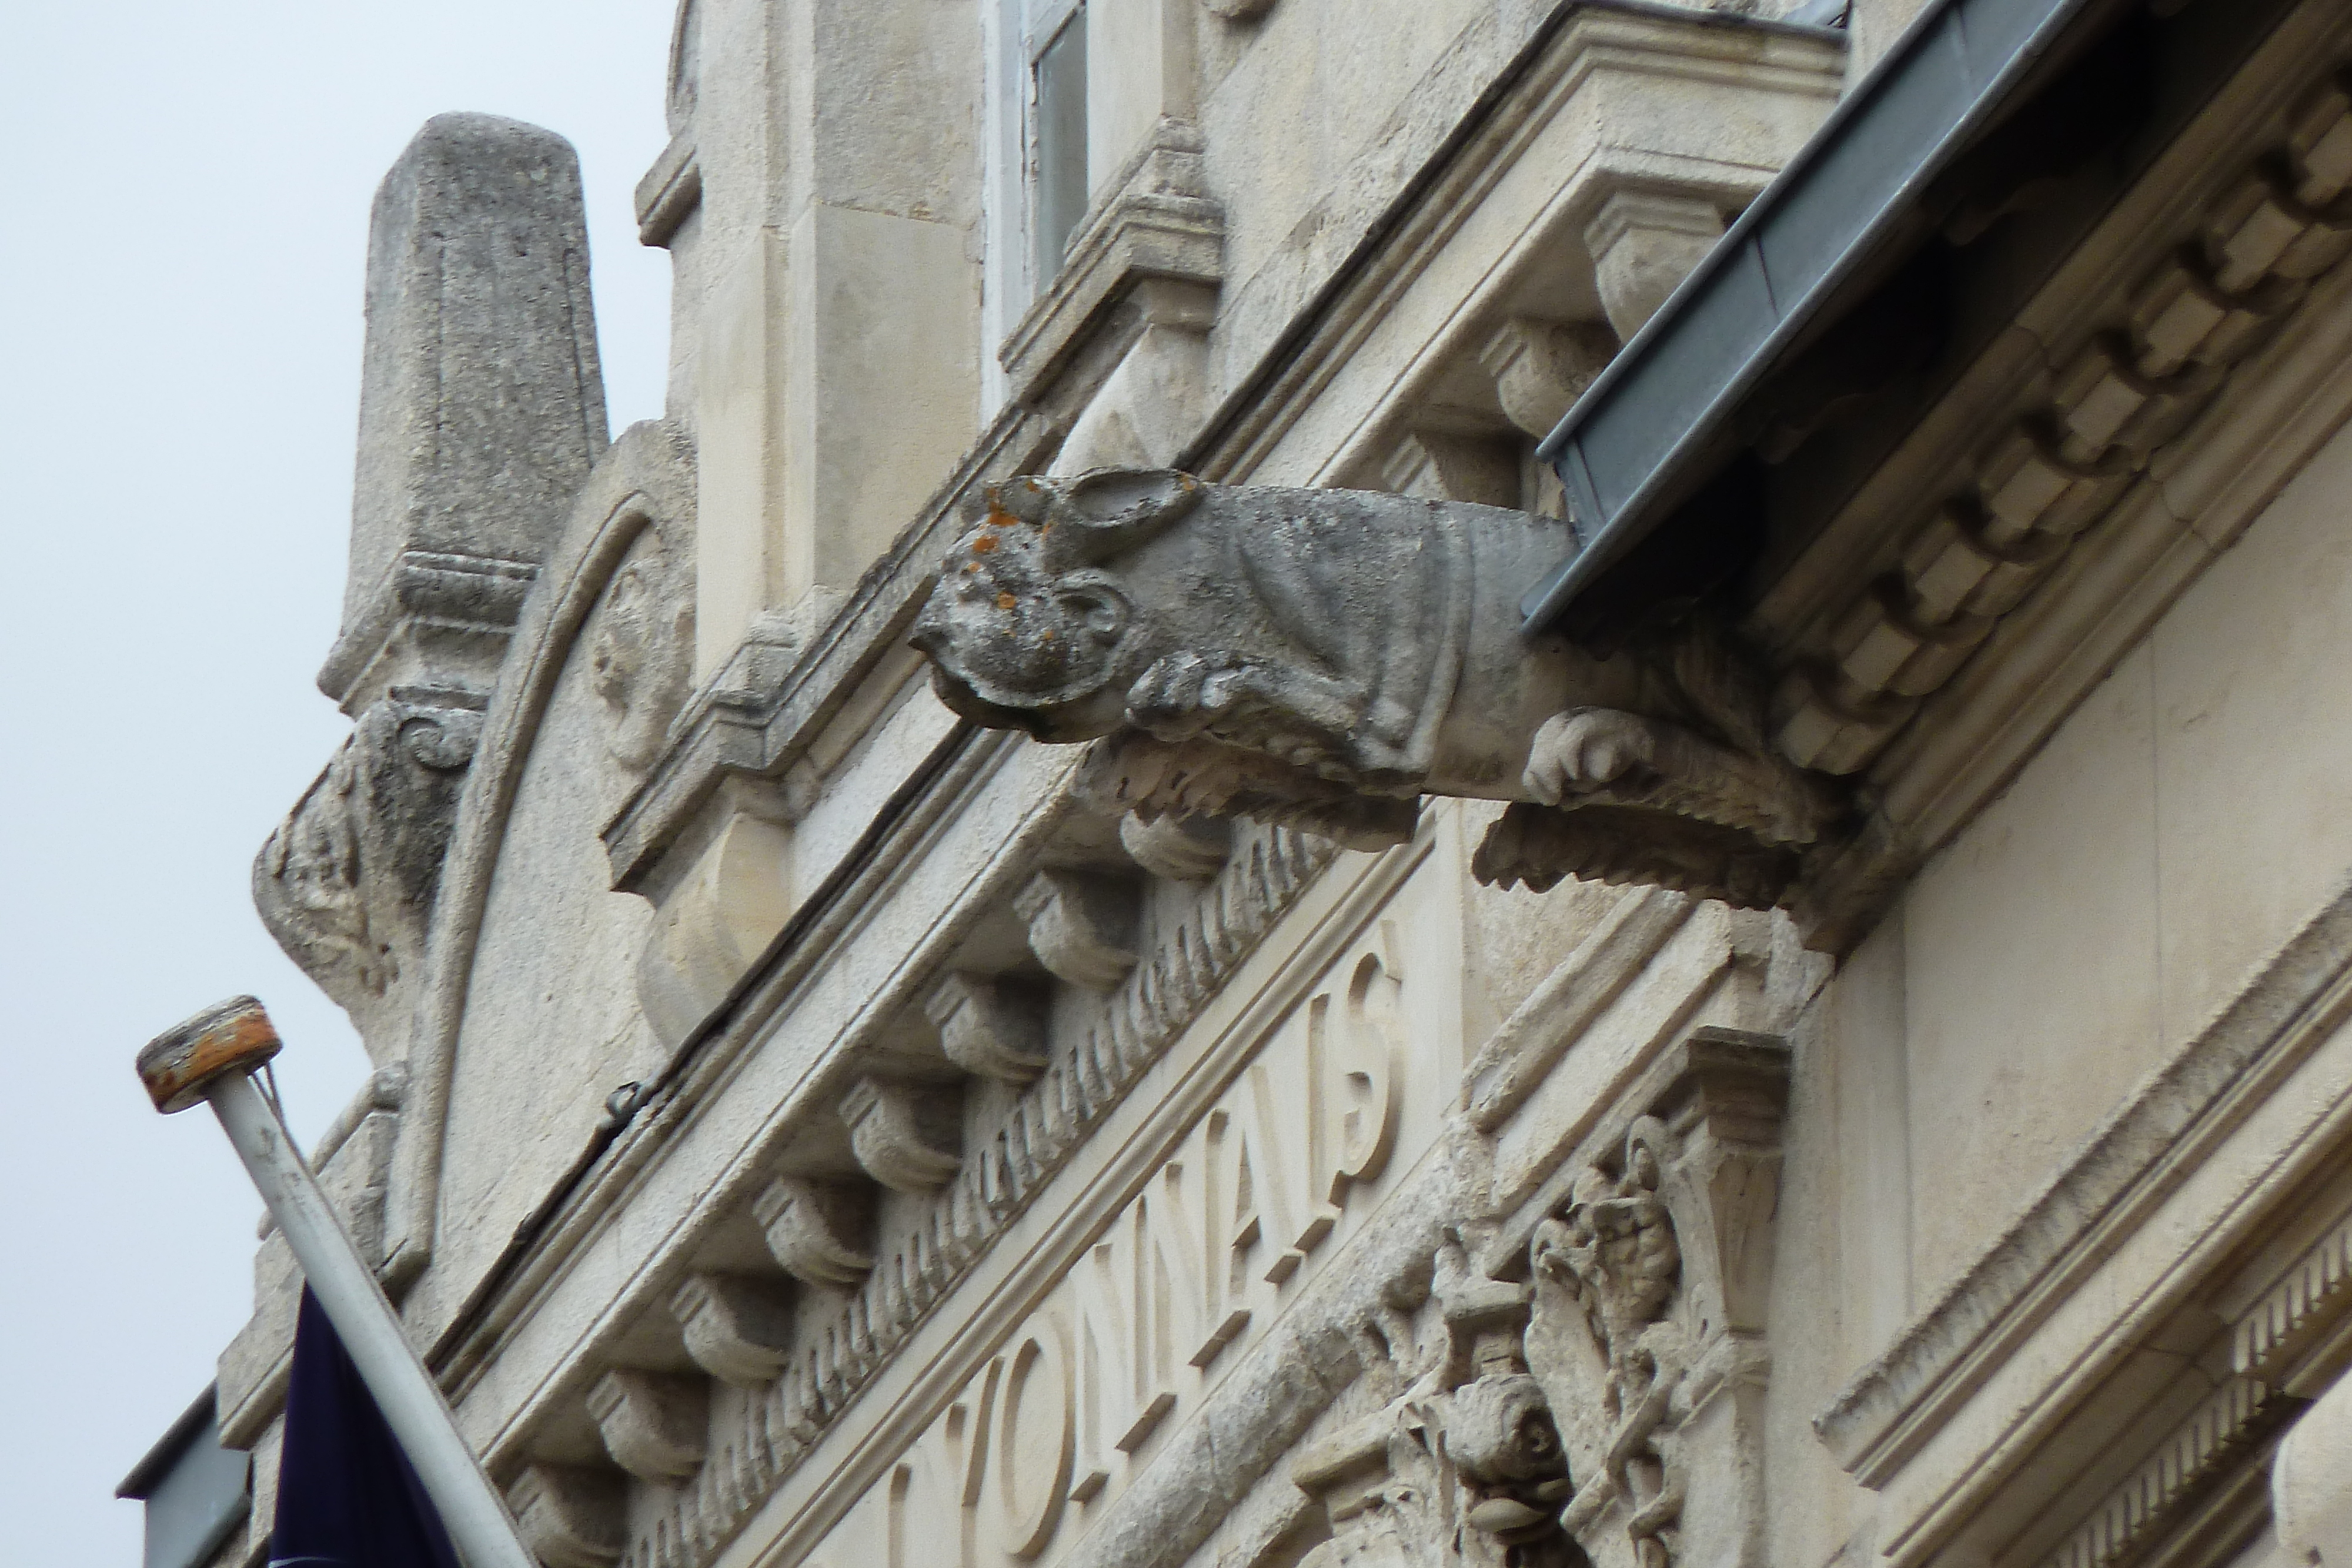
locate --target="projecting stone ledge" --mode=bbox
[909,469,1846,927]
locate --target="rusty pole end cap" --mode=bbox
[138,996,282,1114]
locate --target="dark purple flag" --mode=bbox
[268,1287,463,1568]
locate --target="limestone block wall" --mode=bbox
[1854,401,2352,1306]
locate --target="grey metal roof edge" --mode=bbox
[1520,0,2108,631]
[116,1385,220,1500]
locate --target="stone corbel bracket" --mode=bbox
[587,1368,709,1483]
[508,1463,626,1568]
[754,1176,875,1288]
[838,1077,964,1194]
[923,971,1050,1084]
[669,1273,794,1388]
[1014,869,1141,991]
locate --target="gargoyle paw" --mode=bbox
[1522,709,1659,805]
[1129,651,1255,738]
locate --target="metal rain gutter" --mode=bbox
[1519,0,2104,633]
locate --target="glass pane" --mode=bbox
[1034,5,1088,278]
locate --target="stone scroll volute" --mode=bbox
[253,693,485,1062]
[909,469,1842,913]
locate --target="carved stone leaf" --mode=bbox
[1472,803,1799,909]
[1075,731,1421,851]
[253,694,483,1056]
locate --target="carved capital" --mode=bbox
[1294,1238,1575,1568]
[669,1273,794,1388]
[753,1177,874,1288]
[1526,1027,1790,1567]
[586,1368,709,1483]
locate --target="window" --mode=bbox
[981,0,1092,410]
[1029,0,1090,276]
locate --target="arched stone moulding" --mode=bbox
[382,419,697,1292]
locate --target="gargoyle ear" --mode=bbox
[1041,468,1204,570]
[1055,577,1130,646]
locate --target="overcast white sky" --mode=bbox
[0,4,675,1558]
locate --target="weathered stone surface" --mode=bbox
[257,112,611,1068]
[329,112,607,710]
[254,695,482,1061]
[913,470,1839,909]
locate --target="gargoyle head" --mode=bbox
[911,469,1203,742]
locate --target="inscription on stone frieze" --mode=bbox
[809,923,1434,1568]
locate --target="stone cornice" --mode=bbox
[1749,5,2352,944]
[1182,0,1845,484]
[998,116,1225,405]
[608,827,1335,1567]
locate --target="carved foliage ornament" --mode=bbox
[1524,1031,1788,1568]
[253,691,485,1039]
[910,470,1840,907]
[1293,1238,1582,1568]
[1293,1035,1785,1568]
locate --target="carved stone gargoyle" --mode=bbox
[909,470,1838,907]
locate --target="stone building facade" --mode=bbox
[127,0,2352,1564]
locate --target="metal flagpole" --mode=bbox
[136,996,538,1568]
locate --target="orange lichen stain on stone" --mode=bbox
[971,533,999,553]
[996,593,1018,610]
